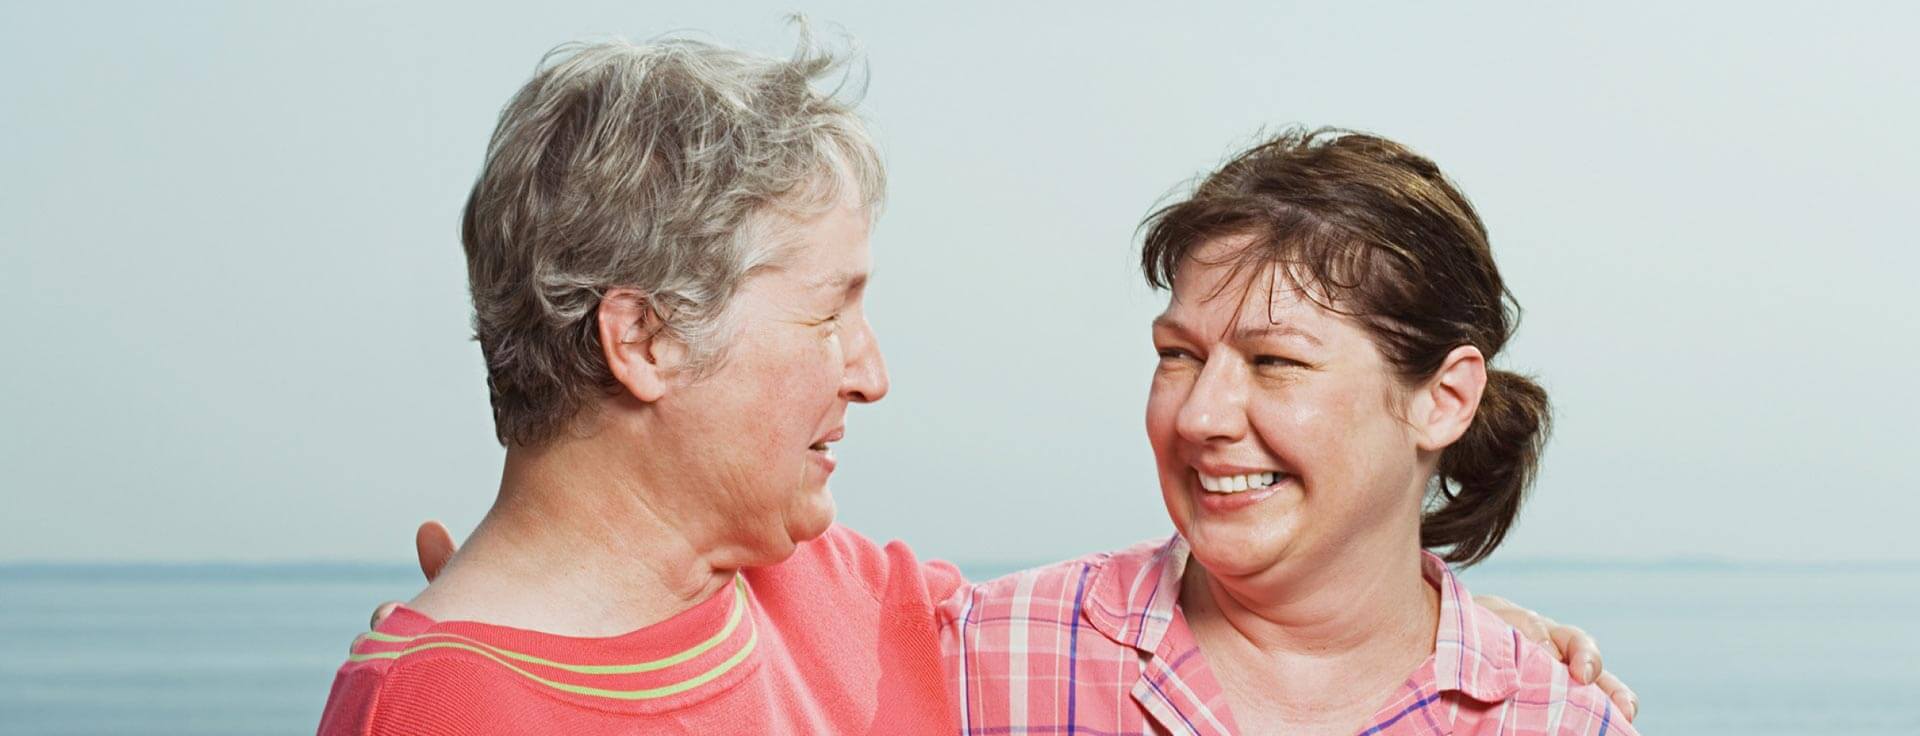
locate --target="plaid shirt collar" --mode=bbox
[1082,535,1524,707]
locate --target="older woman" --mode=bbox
[946,130,1636,735]
[316,36,965,735]
[325,33,1630,736]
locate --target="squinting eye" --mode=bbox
[1156,348,1194,361]
[1253,355,1303,368]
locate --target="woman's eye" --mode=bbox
[1253,355,1303,368]
[1156,348,1193,361]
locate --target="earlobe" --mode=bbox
[1417,345,1487,451]
[598,289,676,403]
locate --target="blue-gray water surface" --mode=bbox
[2,561,1916,734]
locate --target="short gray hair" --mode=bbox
[461,25,886,447]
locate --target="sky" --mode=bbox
[2,1,1915,564]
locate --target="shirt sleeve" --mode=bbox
[315,661,385,736]
[364,658,553,736]
[807,525,965,734]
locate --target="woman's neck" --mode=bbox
[1187,542,1438,654]
[406,438,742,638]
[1180,541,1441,733]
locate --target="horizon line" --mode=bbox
[4,555,1920,574]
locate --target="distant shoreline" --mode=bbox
[5,557,1920,582]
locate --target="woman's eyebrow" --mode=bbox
[1234,323,1322,347]
[1153,316,1322,347]
[806,270,868,295]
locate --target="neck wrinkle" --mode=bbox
[420,432,742,637]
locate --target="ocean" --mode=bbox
[2,561,1916,734]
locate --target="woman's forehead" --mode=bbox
[766,204,873,276]
[1158,257,1359,346]
[1171,256,1320,312]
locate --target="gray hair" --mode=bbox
[461,25,887,447]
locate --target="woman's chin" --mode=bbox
[1183,517,1299,580]
[787,489,838,542]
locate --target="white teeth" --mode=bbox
[1196,471,1280,494]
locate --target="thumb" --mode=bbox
[416,520,457,582]
[364,601,401,636]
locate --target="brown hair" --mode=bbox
[1140,127,1549,566]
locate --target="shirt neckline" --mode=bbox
[1082,537,1522,703]
[348,574,764,710]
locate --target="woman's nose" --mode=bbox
[1174,356,1247,444]
[840,316,889,403]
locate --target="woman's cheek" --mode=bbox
[1144,390,1183,444]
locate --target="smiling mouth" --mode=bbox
[810,424,846,453]
[1196,471,1287,494]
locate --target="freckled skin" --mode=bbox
[1145,237,1459,734]
[1146,237,1429,586]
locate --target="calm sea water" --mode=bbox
[2,561,1916,735]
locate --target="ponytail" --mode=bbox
[1421,369,1551,566]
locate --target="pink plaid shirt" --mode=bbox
[939,536,1634,735]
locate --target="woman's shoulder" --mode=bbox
[1505,632,1637,735]
[1430,558,1635,736]
[1453,597,1638,736]
[952,536,1170,608]
[937,535,1182,660]
[938,538,1193,732]
[749,523,965,604]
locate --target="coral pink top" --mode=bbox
[317,525,965,736]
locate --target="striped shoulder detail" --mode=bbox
[348,576,759,702]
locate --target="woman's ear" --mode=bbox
[1411,344,1486,452]
[597,288,686,403]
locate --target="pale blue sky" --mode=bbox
[3,2,1914,564]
